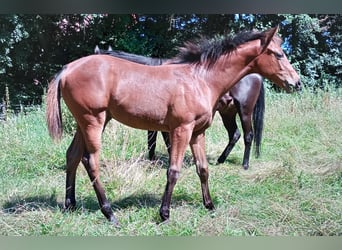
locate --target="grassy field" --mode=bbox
[0,89,341,236]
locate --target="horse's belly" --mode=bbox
[108,102,169,132]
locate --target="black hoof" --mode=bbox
[205,202,215,211]
[63,201,76,212]
[108,216,120,228]
[159,207,170,223]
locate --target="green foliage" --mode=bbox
[280,14,341,89]
[0,14,341,106]
[0,15,28,70]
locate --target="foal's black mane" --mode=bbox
[173,30,266,68]
[94,30,266,69]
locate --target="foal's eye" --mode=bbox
[274,52,284,59]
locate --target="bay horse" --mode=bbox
[46,26,301,225]
[94,46,265,169]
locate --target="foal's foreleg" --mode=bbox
[190,133,215,210]
[159,125,192,222]
[65,127,84,211]
[81,149,117,225]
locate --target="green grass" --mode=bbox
[0,89,341,235]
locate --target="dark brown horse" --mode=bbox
[94,46,265,169]
[46,27,301,225]
[216,74,264,167]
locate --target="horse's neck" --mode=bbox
[206,41,261,104]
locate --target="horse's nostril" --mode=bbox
[296,81,302,91]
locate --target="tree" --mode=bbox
[0,15,29,104]
[280,14,341,89]
[0,14,341,107]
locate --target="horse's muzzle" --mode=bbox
[287,80,302,93]
[294,80,302,92]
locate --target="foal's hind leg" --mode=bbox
[80,112,118,225]
[65,127,85,211]
[217,109,241,164]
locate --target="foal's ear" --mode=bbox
[260,25,279,53]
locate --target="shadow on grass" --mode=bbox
[208,154,243,167]
[2,187,212,217]
[76,190,205,212]
[1,191,59,214]
[2,153,218,219]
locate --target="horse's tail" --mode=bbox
[252,80,265,158]
[46,67,65,141]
